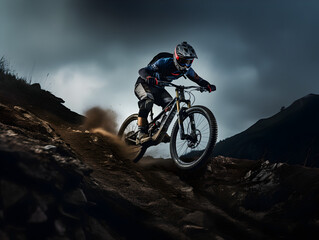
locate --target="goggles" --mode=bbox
[178,58,194,67]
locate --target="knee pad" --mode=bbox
[138,99,154,118]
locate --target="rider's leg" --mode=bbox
[137,116,148,134]
[137,99,154,143]
[137,117,147,127]
[136,99,154,143]
[134,81,155,142]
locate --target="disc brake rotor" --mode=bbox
[187,129,201,148]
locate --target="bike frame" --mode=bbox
[146,84,198,146]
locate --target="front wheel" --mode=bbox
[118,114,146,162]
[170,106,217,171]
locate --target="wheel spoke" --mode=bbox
[177,140,187,152]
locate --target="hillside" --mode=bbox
[1,64,319,239]
[0,58,83,125]
[214,94,319,167]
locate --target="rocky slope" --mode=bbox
[214,94,319,167]
[1,71,319,239]
[0,100,319,239]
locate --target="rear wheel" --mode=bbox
[118,114,146,162]
[170,106,217,171]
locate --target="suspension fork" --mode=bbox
[175,89,189,140]
[176,89,197,141]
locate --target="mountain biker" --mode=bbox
[134,41,216,143]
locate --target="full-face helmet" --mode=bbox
[173,41,198,71]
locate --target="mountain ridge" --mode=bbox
[214,93,319,167]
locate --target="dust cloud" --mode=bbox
[83,107,140,161]
[91,128,141,161]
[83,107,118,134]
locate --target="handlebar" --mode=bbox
[159,81,208,92]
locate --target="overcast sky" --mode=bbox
[1,0,319,157]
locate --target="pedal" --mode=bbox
[136,136,151,145]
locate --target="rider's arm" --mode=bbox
[138,60,163,80]
[186,68,207,86]
[186,68,216,92]
[138,67,156,80]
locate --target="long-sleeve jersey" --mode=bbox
[137,57,208,87]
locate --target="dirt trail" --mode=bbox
[51,121,275,239]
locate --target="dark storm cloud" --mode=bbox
[1,0,319,141]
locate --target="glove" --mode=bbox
[206,84,216,92]
[200,80,216,92]
[146,76,158,85]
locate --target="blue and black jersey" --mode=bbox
[137,57,208,87]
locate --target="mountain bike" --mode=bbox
[118,82,217,171]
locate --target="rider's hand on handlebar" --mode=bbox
[206,84,216,92]
[201,80,216,92]
[146,77,169,87]
[146,76,159,85]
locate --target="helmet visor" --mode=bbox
[178,58,194,68]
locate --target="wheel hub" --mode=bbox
[187,129,201,148]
